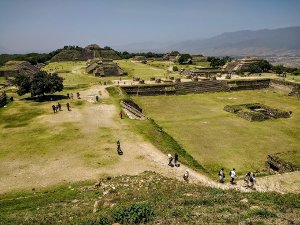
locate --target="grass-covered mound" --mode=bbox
[0,172,299,224]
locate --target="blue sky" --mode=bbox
[0,0,300,53]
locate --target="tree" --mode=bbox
[14,71,63,97]
[248,64,262,73]
[207,56,227,68]
[178,54,192,64]
[272,65,285,74]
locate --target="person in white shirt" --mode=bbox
[230,168,236,184]
[183,169,189,182]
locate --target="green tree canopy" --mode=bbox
[14,71,63,97]
[178,54,192,64]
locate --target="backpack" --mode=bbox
[250,177,254,182]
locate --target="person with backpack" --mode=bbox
[174,153,179,167]
[244,172,251,187]
[218,168,225,183]
[250,173,256,189]
[230,168,236,184]
[52,105,56,113]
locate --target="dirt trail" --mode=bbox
[1,84,299,194]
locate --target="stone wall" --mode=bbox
[267,154,298,173]
[269,79,300,93]
[121,78,300,97]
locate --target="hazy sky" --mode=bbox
[1,0,300,53]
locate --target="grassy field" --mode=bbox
[0,99,117,163]
[1,171,299,225]
[115,59,179,80]
[133,90,300,176]
[43,61,105,86]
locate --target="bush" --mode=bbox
[112,203,155,224]
[98,216,110,225]
[173,65,178,71]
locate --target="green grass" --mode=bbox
[0,172,299,224]
[132,90,300,176]
[0,97,117,162]
[115,59,179,80]
[0,76,7,83]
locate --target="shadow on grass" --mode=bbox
[23,95,68,102]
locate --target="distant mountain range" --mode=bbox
[114,27,300,56]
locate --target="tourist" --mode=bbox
[218,168,225,183]
[96,96,99,102]
[183,169,189,182]
[66,102,71,111]
[67,93,70,99]
[117,140,123,155]
[167,153,173,166]
[70,93,73,99]
[76,92,80,99]
[57,103,61,111]
[52,105,56,113]
[119,110,123,119]
[55,105,59,112]
[244,172,251,187]
[250,173,256,189]
[174,152,179,166]
[230,168,236,184]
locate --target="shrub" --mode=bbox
[98,216,110,225]
[249,209,276,218]
[112,202,155,224]
[173,65,178,71]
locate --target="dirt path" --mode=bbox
[1,84,299,194]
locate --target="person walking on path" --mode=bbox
[230,168,236,184]
[167,153,173,166]
[250,173,256,189]
[119,111,123,119]
[96,96,99,102]
[174,153,179,167]
[57,103,62,111]
[52,105,56,113]
[244,172,251,187]
[66,102,71,111]
[218,168,225,183]
[183,169,189,182]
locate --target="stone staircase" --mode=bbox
[175,80,230,94]
[120,100,147,120]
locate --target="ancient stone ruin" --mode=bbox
[132,56,147,63]
[86,58,126,77]
[0,61,40,77]
[120,99,146,120]
[222,57,263,73]
[224,103,291,121]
